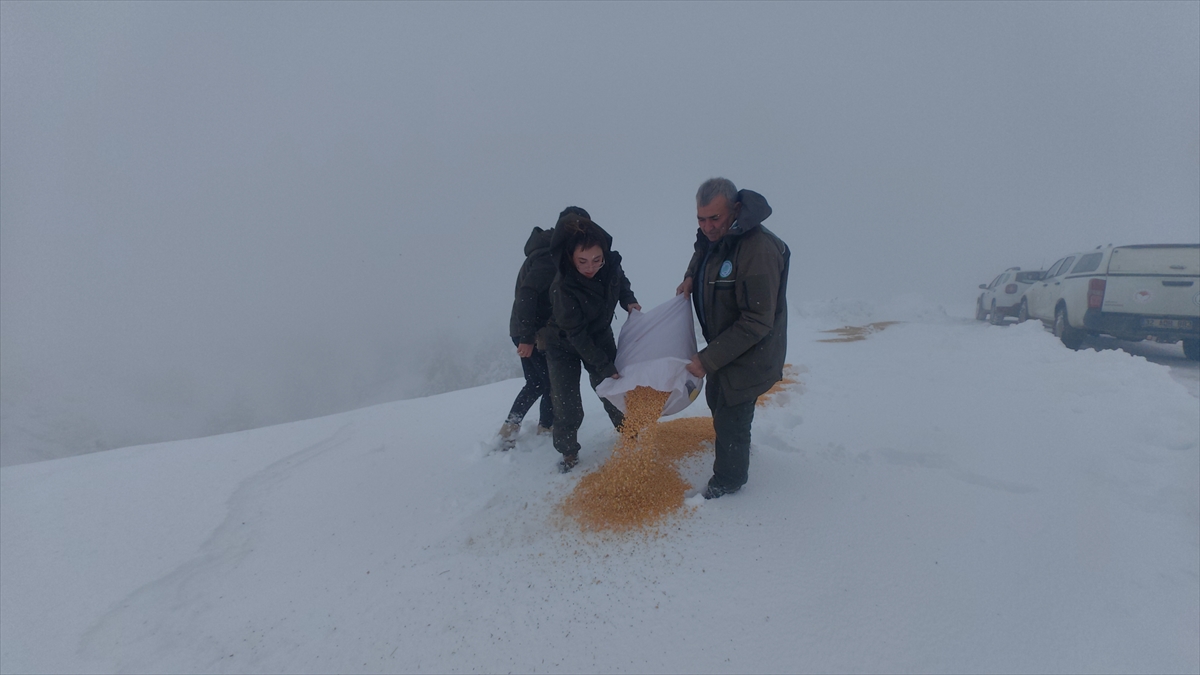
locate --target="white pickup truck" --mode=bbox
[1019,244,1200,359]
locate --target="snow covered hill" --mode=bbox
[2,303,1197,674]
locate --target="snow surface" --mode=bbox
[2,301,1198,674]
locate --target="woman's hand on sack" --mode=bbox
[685,354,706,377]
[610,371,621,379]
[627,304,641,313]
[675,277,693,296]
[516,343,534,358]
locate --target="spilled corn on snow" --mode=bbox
[758,363,806,407]
[816,321,900,343]
[562,367,802,532]
[561,386,715,532]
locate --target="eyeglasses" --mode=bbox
[575,256,605,271]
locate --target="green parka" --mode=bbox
[509,226,556,345]
[686,189,790,405]
[539,219,638,379]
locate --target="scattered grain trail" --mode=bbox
[757,363,805,408]
[817,321,901,343]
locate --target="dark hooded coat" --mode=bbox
[509,226,556,344]
[539,218,638,380]
[686,189,790,406]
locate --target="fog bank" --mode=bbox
[2,2,1197,465]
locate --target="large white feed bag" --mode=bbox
[596,293,704,416]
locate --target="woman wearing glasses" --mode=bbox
[539,213,640,472]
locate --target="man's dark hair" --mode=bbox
[559,206,591,220]
[696,177,738,208]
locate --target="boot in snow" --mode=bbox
[701,482,740,500]
[557,452,579,473]
[497,422,520,451]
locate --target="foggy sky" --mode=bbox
[2,1,1198,463]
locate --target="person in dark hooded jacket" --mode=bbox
[497,207,592,450]
[677,177,790,498]
[538,214,640,472]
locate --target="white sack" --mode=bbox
[595,293,704,417]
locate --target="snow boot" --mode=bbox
[701,483,740,500]
[536,425,553,436]
[557,452,579,473]
[497,422,520,451]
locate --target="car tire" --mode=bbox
[1054,306,1084,350]
[976,298,988,321]
[989,301,1004,325]
[1017,299,1029,324]
[1184,339,1200,362]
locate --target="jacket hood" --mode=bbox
[523,226,553,256]
[693,189,773,249]
[727,189,771,236]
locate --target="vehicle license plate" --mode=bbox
[1142,318,1194,330]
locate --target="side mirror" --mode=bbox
[979,284,987,290]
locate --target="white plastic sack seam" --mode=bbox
[595,293,703,416]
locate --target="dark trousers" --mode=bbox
[706,375,757,491]
[544,342,624,456]
[507,337,554,428]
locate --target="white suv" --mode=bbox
[1019,244,1200,358]
[976,268,1044,325]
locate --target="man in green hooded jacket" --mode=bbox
[677,177,790,498]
